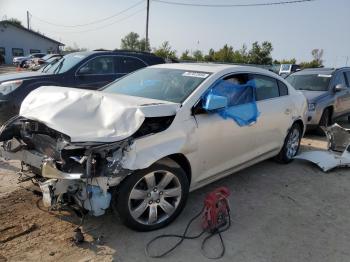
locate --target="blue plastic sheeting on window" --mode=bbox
[203,79,260,126]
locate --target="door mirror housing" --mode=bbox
[77,66,90,75]
[334,84,347,92]
[202,94,228,111]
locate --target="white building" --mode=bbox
[0,21,64,64]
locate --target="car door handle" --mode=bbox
[284,108,291,115]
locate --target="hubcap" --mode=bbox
[128,170,182,225]
[286,128,300,158]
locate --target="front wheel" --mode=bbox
[275,123,302,163]
[113,158,189,231]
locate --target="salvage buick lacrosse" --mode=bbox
[0,63,307,231]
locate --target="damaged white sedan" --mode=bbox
[0,64,307,231]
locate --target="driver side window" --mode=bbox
[78,56,114,75]
[210,73,253,107]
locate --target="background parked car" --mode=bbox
[279,64,301,77]
[28,54,63,71]
[285,67,350,130]
[13,53,46,67]
[0,50,165,124]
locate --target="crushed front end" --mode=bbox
[0,116,132,216]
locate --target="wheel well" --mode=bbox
[324,106,333,118]
[167,154,192,185]
[293,119,304,134]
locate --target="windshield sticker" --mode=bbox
[318,74,332,78]
[183,72,209,78]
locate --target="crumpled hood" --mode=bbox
[300,90,328,102]
[20,86,180,142]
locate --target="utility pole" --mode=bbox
[26,11,30,29]
[145,0,150,52]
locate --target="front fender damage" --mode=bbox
[0,115,186,217]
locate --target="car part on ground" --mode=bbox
[0,63,307,230]
[295,123,350,171]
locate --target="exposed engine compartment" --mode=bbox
[0,115,175,216]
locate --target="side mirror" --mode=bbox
[202,94,228,111]
[334,84,347,92]
[77,66,90,75]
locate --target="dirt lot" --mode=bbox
[1,131,350,262]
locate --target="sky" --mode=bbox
[0,0,349,67]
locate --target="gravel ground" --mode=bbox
[1,130,350,262]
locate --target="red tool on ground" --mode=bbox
[202,187,230,232]
[146,186,231,259]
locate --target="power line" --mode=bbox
[38,7,146,34]
[30,0,144,28]
[152,0,315,7]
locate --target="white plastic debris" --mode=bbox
[295,123,350,172]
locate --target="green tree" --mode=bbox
[204,48,215,62]
[120,32,141,51]
[213,44,235,63]
[153,41,177,60]
[274,58,297,64]
[64,43,87,53]
[192,50,204,61]
[180,49,194,61]
[299,49,324,69]
[311,48,324,66]
[138,38,151,52]
[5,18,23,27]
[248,41,273,65]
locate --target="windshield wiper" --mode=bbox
[53,58,65,74]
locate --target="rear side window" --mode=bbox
[78,56,114,75]
[278,80,289,96]
[251,74,279,101]
[344,72,350,87]
[117,56,146,74]
[335,72,347,86]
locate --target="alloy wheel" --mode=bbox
[286,127,300,159]
[128,170,182,225]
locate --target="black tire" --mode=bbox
[275,123,302,164]
[317,108,332,135]
[113,158,189,231]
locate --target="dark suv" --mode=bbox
[286,67,350,129]
[0,50,165,124]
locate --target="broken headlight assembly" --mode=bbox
[0,80,23,96]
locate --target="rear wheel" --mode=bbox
[275,123,302,163]
[114,158,189,231]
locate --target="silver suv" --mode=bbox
[286,67,350,129]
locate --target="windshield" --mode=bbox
[286,74,331,91]
[44,53,86,74]
[103,68,210,103]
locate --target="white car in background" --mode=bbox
[0,63,307,231]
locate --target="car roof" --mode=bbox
[150,62,278,75]
[291,68,335,76]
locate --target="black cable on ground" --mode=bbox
[145,207,231,259]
